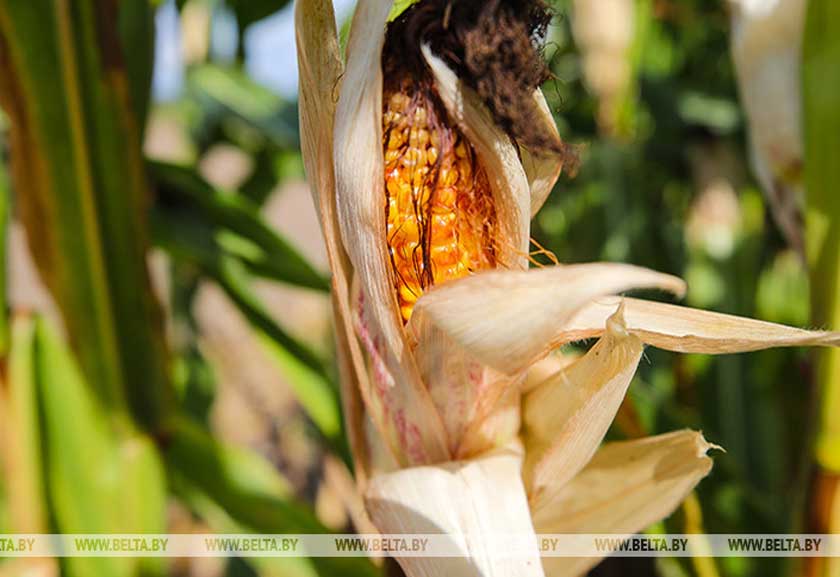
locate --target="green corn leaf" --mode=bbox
[227,0,293,31]
[151,209,345,451]
[182,490,320,577]
[804,0,840,474]
[4,316,48,534]
[188,65,299,149]
[118,0,156,135]
[0,0,172,430]
[388,0,418,21]
[151,160,330,292]
[213,259,345,451]
[164,417,380,577]
[0,149,8,356]
[150,207,329,380]
[33,318,167,577]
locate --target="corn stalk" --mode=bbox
[803,0,840,575]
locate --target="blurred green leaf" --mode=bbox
[172,453,319,577]
[188,64,299,149]
[151,160,330,292]
[212,258,343,448]
[34,318,167,577]
[0,146,8,355]
[756,251,809,327]
[118,0,155,135]
[226,0,292,31]
[804,0,840,473]
[388,0,418,21]
[239,147,284,206]
[677,92,741,134]
[4,316,48,534]
[173,347,218,425]
[165,418,379,577]
[0,0,172,430]
[151,207,345,450]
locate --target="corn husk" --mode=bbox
[296,0,376,479]
[520,89,566,217]
[331,0,450,466]
[408,263,686,375]
[561,296,840,353]
[410,318,515,455]
[523,305,643,500]
[730,0,806,254]
[421,44,531,269]
[533,430,716,577]
[366,442,544,577]
[522,352,580,394]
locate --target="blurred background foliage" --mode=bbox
[0,0,835,577]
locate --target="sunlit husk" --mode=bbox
[421,44,530,269]
[334,0,449,466]
[522,352,580,394]
[366,442,544,577]
[296,0,374,480]
[520,89,565,217]
[408,263,685,375]
[560,296,840,353]
[532,430,716,577]
[410,321,515,455]
[456,377,523,459]
[523,305,643,500]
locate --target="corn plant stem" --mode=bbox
[803,1,840,575]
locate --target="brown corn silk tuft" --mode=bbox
[383,78,498,322]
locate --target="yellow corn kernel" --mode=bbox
[383,85,497,322]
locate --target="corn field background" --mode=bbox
[0,0,838,577]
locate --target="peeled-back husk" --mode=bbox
[559,296,840,353]
[421,44,531,270]
[520,89,566,217]
[408,263,686,376]
[522,352,580,394]
[366,442,544,577]
[532,430,716,577]
[333,0,449,466]
[296,0,374,481]
[523,305,644,501]
[409,319,518,456]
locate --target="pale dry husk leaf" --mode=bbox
[522,352,580,394]
[333,0,449,465]
[296,0,374,480]
[533,430,716,577]
[409,321,514,455]
[366,442,544,577]
[422,44,531,269]
[408,263,686,375]
[560,296,840,353]
[520,89,565,217]
[523,305,643,500]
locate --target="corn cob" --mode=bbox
[383,83,498,322]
